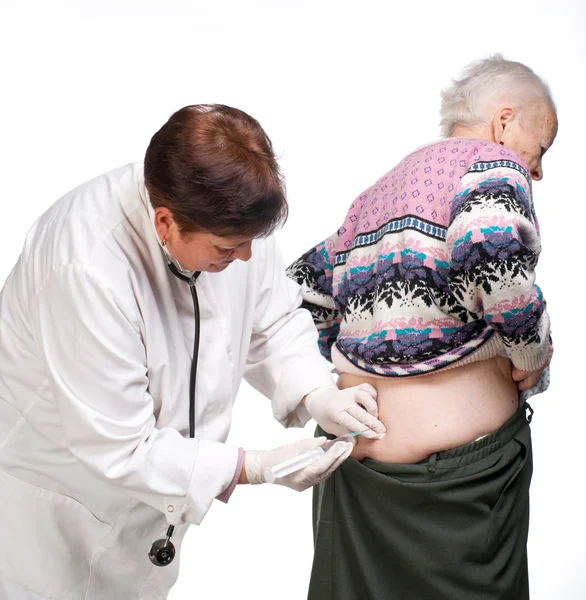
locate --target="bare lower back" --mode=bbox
[338,355,519,464]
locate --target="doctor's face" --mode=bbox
[173,229,254,273]
[154,207,254,272]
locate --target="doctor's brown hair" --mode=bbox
[144,104,288,238]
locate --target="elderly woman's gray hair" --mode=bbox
[439,54,555,138]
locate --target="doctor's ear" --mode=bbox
[492,106,516,145]
[154,207,178,242]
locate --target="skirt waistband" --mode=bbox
[422,402,533,469]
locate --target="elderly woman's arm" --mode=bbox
[287,231,342,364]
[447,157,551,373]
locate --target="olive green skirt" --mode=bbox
[310,403,534,600]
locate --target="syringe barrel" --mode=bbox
[264,447,325,483]
[263,434,357,484]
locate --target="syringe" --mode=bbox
[264,431,362,484]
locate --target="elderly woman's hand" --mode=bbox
[511,344,553,391]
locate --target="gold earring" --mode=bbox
[161,239,167,247]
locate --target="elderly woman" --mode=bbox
[288,55,556,599]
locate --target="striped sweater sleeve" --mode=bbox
[446,158,551,372]
[287,232,340,363]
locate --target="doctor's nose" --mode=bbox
[232,240,253,262]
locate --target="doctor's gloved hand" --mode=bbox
[244,437,353,492]
[303,384,386,439]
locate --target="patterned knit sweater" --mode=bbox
[287,138,551,381]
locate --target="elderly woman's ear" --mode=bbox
[491,106,516,145]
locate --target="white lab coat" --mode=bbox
[0,162,334,599]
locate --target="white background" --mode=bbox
[1,1,584,598]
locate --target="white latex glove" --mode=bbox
[304,384,386,439]
[245,437,353,491]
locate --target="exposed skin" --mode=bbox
[451,99,558,181]
[344,357,521,463]
[154,206,254,273]
[499,102,558,181]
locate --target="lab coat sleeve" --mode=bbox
[244,237,336,427]
[30,264,237,526]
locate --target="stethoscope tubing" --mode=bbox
[149,263,201,566]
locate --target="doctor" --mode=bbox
[0,104,385,599]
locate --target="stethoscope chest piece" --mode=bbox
[149,524,176,567]
[149,536,176,567]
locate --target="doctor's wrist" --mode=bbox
[238,456,249,484]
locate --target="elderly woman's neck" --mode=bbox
[449,124,495,142]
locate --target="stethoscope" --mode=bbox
[148,262,201,567]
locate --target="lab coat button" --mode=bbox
[167,505,174,513]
